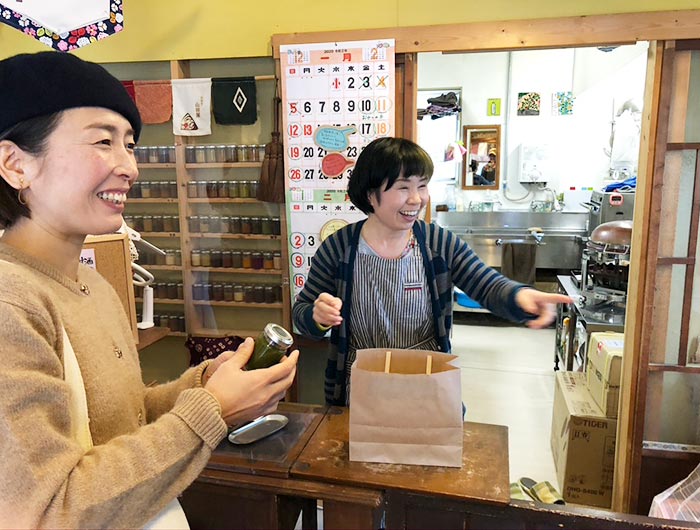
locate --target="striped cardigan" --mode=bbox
[292,219,531,405]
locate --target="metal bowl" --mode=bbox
[590,220,633,246]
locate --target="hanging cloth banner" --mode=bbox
[171,78,212,136]
[121,81,136,102]
[1,0,110,34]
[134,80,173,125]
[212,77,258,125]
[0,0,123,52]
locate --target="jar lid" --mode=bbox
[264,323,293,348]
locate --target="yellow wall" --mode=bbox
[0,0,696,62]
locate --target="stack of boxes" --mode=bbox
[550,332,624,508]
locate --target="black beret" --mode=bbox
[0,52,142,141]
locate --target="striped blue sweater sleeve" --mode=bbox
[292,228,345,338]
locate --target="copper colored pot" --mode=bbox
[590,220,633,247]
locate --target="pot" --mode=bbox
[590,220,633,247]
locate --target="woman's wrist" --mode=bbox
[315,321,332,332]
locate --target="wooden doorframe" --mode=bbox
[273,10,700,513]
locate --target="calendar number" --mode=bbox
[290,232,306,249]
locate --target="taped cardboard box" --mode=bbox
[586,332,624,418]
[551,371,616,508]
[349,348,463,468]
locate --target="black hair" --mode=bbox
[347,137,434,214]
[0,113,62,229]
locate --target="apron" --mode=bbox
[346,242,438,402]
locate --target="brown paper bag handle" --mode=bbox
[426,355,432,375]
[384,351,392,373]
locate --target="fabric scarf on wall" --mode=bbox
[171,78,212,136]
[134,80,173,124]
[121,80,136,101]
[212,77,257,125]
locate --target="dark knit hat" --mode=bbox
[0,52,142,141]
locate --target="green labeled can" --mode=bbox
[246,323,294,370]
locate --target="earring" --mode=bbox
[17,178,27,206]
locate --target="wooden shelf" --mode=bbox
[191,266,282,274]
[185,162,262,169]
[193,300,282,308]
[190,233,281,240]
[144,264,183,271]
[137,326,171,350]
[139,232,181,238]
[137,163,177,169]
[188,198,263,204]
[136,297,185,304]
[168,331,188,337]
[127,198,179,204]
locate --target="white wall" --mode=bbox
[417,43,648,212]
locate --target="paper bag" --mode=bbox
[349,348,463,468]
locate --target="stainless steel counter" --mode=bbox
[435,211,588,269]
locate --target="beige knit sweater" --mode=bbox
[0,243,228,528]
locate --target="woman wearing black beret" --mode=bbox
[0,52,298,529]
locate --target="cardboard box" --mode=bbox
[586,332,624,418]
[550,372,616,508]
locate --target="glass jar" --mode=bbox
[223,283,234,302]
[222,250,233,268]
[158,146,170,163]
[160,181,171,198]
[130,182,141,198]
[249,180,259,197]
[190,249,201,267]
[264,285,276,304]
[200,250,212,267]
[246,323,294,370]
[149,181,161,199]
[205,145,217,163]
[273,252,282,270]
[228,180,240,199]
[231,250,242,268]
[261,217,273,235]
[250,217,262,234]
[216,180,228,198]
[251,252,264,269]
[162,216,174,233]
[168,145,176,163]
[188,215,200,233]
[172,217,180,233]
[132,215,144,232]
[142,215,153,232]
[155,283,167,299]
[215,145,227,163]
[187,181,198,198]
[155,251,166,266]
[225,144,237,163]
[242,251,252,269]
[219,216,230,234]
[246,145,257,162]
[165,250,176,266]
[212,283,224,301]
[239,180,251,198]
[263,252,274,269]
[168,180,178,198]
[243,285,255,303]
[254,285,265,303]
[211,250,223,268]
[240,216,252,234]
[159,314,170,329]
[185,145,195,163]
[140,181,151,199]
[148,146,160,164]
[167,282,178,299]
[206,180,218,198]
[177,283,184,300]
[236,144,248,162]
[233,284,244,302]
[208,215,220,234]
[205,283,214,300]
[199,215,210,233]
[229,216,241,234]
[194,146,206,164]
[196,180,207,198]
[152,215,164,233]
[256,144,266,161]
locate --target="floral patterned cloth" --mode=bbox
[0,0,123,52]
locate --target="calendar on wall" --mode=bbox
[280,39,396,303]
